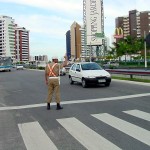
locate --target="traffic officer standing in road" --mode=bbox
[45,55,67,110]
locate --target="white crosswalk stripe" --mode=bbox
[18,110,150,149]
[57,117,121,150]
[18,121,58,150]
[123,109,150,121]
[92,113,150,146]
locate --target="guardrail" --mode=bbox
[105,69,150,79]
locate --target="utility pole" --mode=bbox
[144,31,147,69]
[90,42,92,62]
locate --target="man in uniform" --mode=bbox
[45,55,67,110]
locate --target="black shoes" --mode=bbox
[47,103,63,110]
[47,103,50,110]
[56,103,63,110]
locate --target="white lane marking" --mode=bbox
[92,113,150,146]
[57,117,121,150]
[123,110,150,121]
[0,93,150,111]
[18,121,58,150]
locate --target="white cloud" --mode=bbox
[14,14,82,40]
[1,0,150,59]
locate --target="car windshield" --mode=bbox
[81,63,102,70]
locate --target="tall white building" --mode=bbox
[15,26,29,62]
[0,15,15,60]
[80,25,90,59]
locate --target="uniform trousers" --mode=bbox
[47,78,60,103]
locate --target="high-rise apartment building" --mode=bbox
[115,9,150,39]
[70,21,81,60]
[0,15,30,62]
[15,26,30,62]
[0,15,15,60]
[66,30,71,60]
[80,25,91,59]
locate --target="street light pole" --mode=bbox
[133,29,147,69]
[144,31,147,69]
[90,42,91,62]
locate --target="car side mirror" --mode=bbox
[76,69,80,72]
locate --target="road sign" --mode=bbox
[95,32,105,38]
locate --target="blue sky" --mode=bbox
[0,0,150,60]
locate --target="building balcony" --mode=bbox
[22,50,29,52]
[22,41,28,43]
[21,35,28,37]
[22,45,29,48]
[22,37,28,39]
[21,53,28,55]
[22,43,28,45]
[22,40,28,43]
[22,49,29,51]
[22,41,28,44]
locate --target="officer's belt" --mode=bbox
[49,76,59,79]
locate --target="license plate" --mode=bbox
[98,79,105,83]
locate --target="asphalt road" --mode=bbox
[0,69,150,150]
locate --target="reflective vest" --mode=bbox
[48,63,58,77]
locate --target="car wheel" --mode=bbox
[69,77,74,84]
[105,82,110,87]
[82,79,87,88]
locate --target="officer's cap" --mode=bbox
[52,56,58,60]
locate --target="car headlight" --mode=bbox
[106,74,111,77]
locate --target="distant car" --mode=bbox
[60,67,66,75]
[16,64,24,70]
[69,62,111,88]
[103,61,119,69]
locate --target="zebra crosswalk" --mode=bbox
[92,113,150,146]
[18,109,150,150]
[18,122,58,150]
[123,109,150,121]
[57,117,121,150]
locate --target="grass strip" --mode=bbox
[112,76,150,83]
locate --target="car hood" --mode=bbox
[82,69,110,77]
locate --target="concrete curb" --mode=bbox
[112,79,150,86]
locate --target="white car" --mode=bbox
[60,67,66,76]
[16,64,24,70]
[69,62,111,88]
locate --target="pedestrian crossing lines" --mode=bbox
[18,109,150,150]
[18,122,58,150]
[123,109,150,122]
[92,112,150,146]
[57,117,121,150]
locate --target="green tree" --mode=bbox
[112,36,145,62]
